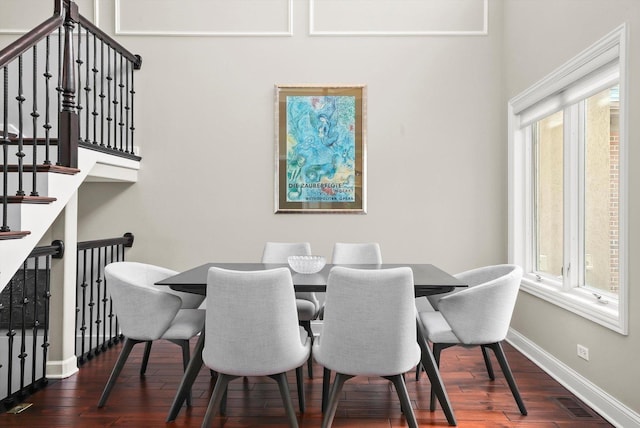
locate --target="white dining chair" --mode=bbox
[417,264,527,415]
[201,267,311,427]
[331,242,382,265]
[262,241,319,378]
[316,241,384,409]
[110,261,205,375]
[314,266,420,428]
[98,262,205,408]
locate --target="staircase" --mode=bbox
[0,146,139,289]
[1,0,142,291]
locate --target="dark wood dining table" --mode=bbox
[156,262,466,426]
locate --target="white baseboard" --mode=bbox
[507,328,640,428]
[46,356,79,379]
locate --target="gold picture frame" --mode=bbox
[275,84,367,214]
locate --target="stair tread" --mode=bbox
[1,195,57,203]
[0,230,31,240]
[0,164,80,174]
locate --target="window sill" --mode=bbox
[520,275,626,335]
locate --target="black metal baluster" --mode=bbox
[94,246,102,355]
[79,249,88,364]
[43,35,52,165]
[105,47,112,149]
[118,55,124,152]
[129,59,135,155]
[16,55,25,197]
[42,254,51,384]
[100,246,108,351]
[84,25,90,144]
[6,277,16,398]
[88,247,95,359]
[2,66,10,232]
[99,40,104,147]
[31,257,40,389]
[124,60,130,153]
[30,45,40,196]
[112,50,118,151]
[19,262,28,394]
[91,33,98,145]
[106,244,115,345]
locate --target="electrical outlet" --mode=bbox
[577,344,589,361]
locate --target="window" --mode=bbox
[508,25,627,334]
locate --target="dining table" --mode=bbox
[156,262,467,426]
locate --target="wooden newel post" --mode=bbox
[58,0,79,168]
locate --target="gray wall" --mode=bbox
[76,1,506,274]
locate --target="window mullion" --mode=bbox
[563,105,580,290]
[576,101,587,290]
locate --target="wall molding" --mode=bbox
[114,0,293,37]
[0,0,99,34]
[507,328,640,428]
[309,0,488,36]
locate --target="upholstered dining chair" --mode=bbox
[314,266,421,428]
[262,241,319,378]
[201,267,311,428]
[417,264,527,415]
[98,262,205,408]
[331,242,382,265]
[117,261,205,375]
[321,241,382,321]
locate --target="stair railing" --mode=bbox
[0,239,64,412]
[1,0,142,239]
[75,233,134,366]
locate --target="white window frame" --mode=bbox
[508,24,628,334]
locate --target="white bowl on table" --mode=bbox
[287,255,326,274]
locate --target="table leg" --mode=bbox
[416,320,457,426]
[166,330,205,422]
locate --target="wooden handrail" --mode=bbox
[77,15,142,70]
[0,2,142,71]
[0,15,64,69]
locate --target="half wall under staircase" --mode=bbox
[0,147,139,290]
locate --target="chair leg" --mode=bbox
[269,373,300,428]
[486,342,527,415]
[429,343,456,411]
[300,320,314,379]
[481,345,495,380]
[169,339,193,406]
[321,367,331,413]
[385,374,418,428]
[140,341,152,375]
[322,372,353,428]
[429,343,444,411]
[202,373,236,428]
[179,340,192,406]
[296,366,305,413]
[98,338,140,407]
[415,362,423,381]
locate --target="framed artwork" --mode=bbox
[275,84,366,213]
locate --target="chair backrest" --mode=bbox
[204,267,310,376]
[105,262,183,341]
[261,242,312,263]
[437,264,523,345]
[316,266,420,376]
[261,242,317,306]
[331,242,382,264]
[108,261,204,309]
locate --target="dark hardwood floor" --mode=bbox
[0,338,613,427]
